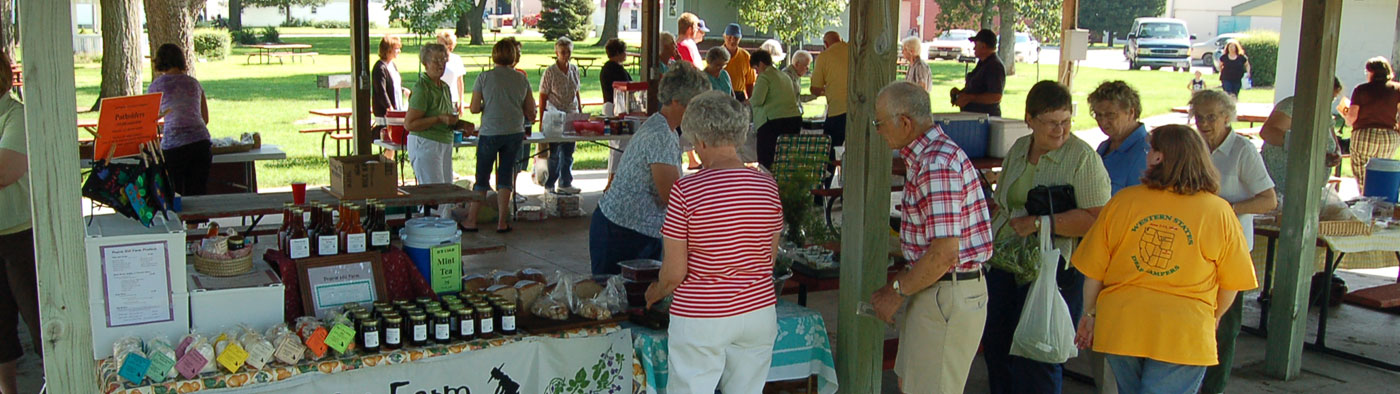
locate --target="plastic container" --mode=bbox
[1365,158,1400,203]
[386,110,408,145]
[933,112,990,158]
[619,259,662,281]
[399,217,462,288]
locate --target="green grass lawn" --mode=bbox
[72,31,1273,189]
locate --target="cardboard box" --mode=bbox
[329,154,398,199]
[84,213,192,359]
[187,265,285,334]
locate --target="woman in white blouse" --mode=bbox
[1189,88,1276,394]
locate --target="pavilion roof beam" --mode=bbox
[351,0,373,154]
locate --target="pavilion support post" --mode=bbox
[1266,0,1343,380]
[835,0,896,391]
[22,0,99,391]
[1057,0,1079,87]
[350,0,373,154]
[641,0,659,114]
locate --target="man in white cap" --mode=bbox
[723,23,756,101]
[676,12,708,69]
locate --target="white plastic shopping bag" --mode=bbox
[541,109,566,138]
[1009,216,1079,364]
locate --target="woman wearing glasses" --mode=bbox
[1190,89,1275,394]
[982,80,1112,393]
[1088,81,1150,195]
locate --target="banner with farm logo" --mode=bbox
[228,330,633,394]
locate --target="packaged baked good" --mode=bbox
[485,284,519,304]
[574,279,604,300]
[517,268,547,283]
[492,271,519,286]
[530,296,570,320]
[515,280,545,310]
[462,273,492,291]
[147,336,178,380]
[113,336,146,384]
[577,300,612,320]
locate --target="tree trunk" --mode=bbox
[979,0,995,30]
[594,0,620,46]
[144,0,202,77]
[282,5,292,25]
[455,10,470,37]
[997,0,1016,75]
[228,0,241,30]
[467,0,486,45]
[0,0,14,63]
[1106,31,1113,47]
[93,0,144,111]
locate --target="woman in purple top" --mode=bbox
[148,43,212,195]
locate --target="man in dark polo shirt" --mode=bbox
[951,29,1005,116]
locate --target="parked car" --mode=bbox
[1014,32,1041,63]
[1191,33,1247,71]
[928,29,976,61]
[1124,17,1195,72]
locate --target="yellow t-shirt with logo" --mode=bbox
[1071,185,1258,366]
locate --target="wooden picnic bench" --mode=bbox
[304,108,353,156]
[245,43,315,65]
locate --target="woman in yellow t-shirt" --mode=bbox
[1071,125,1258,394]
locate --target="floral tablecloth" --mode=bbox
[98,325,621,394]
[629,301,838,394]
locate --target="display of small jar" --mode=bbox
[373,301,393,316]
[393,299,412,308]
[408,312,429,347]
[432,310,453,344]
[475,304,495,338]
[423,301,442,311]
[441,295,460,304]
[499,302,518,336]
[352,311,372,331]
[382,314,404,350]
[415,296,433,306]
[358,316,381,353]
[455,307,476,340]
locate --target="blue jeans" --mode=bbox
[588,210,662,275]
[982,262,1085,394]
[1220,79,1242,96]
[474,134,524,192]
[545,142,576,189]
[1105,355,1206,394]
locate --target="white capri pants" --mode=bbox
[667,306,777,394]
[408,134,455,215]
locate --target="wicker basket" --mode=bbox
[1317,220,1373,237]
[191,253,254,277]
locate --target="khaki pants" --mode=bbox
[894,275,988,394]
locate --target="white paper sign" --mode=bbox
[99,242,173,327]
[305,261,379,318]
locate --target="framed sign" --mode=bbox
[297,252,388,318]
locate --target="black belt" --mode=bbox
[938,269,984,282]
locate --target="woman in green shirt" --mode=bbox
[0,53,38,394]
[749,50,802,170]
[982,80,1111,393]
[404,44,471,218]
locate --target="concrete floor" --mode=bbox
[19,166,1400,392]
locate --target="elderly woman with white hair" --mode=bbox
[1189,88,1275,394]
[703,46,734,96]
[901,36,932,91]
[589,63,710,275]
[539,37,584,194]
[783,49,814,114]
[404,44,470,205]
[645,90,784,394]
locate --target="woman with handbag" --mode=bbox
[982,80,1112,394]
[1073,124,1258,394]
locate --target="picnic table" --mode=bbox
[373,133,632,185]
[1172,102,1275,127]
[463,54,493,71]
[304,108,354,156]
[82,145,286,194]
[245,43,316,65]
[546,55,601,77]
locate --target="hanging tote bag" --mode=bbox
[1008,216,1080,364]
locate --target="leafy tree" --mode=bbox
[384,0,446,38]
[933,0,1060,74]
[727,0,845,48]
[242,0,330,25]
[539,0,594,42]
[1078,0,1166,45]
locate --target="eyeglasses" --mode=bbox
[1090,111,1120,120]
[1193,113,1228,123]
[1034,116,1073,130]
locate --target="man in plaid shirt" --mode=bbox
[870,81,994,394]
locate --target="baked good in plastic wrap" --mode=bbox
[294,316,327,361]
[113,336,146,384]
[578,276,627,320]
[146,336,178,380]
[518,268,548,283]
[462,273,491,291]
[515,280,545,310]
[530,271,575,320]
[214,330,245,373]
[492,270,520,286]
[188,334,218,374]
[486,283,519,304]
[237,324,275,370]
[265,323,304,366]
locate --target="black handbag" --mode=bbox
[1025,185,1077,216]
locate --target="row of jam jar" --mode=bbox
[340,295,517,353]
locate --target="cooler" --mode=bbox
[933,112,990,158]
[988,117,1032,158]
[1365,158,1400,203]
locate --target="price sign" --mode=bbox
[244,341,276,370]
[273,336,306,365]
[324,324,356,354]
[175,336,194,359]
[117,353,152,385]
[215,342,249,373]
[430,244,463,293]
[146,352,177,383]
[304,327,329,358]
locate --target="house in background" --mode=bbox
[1163,0,1281,43]
[1233,0,1400,101]
[70,0,150,56]
[211,0,393,28]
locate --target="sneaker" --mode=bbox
[543,186,556,194]
[513,194,527,204]
[557,186,581,195]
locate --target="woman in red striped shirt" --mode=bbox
[645,91,785,394]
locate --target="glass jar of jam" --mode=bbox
[432,310,453,344]
[415,296,433,306]
[423,301,442,311]
[373,301,393,316]
[358,317,381,353]
[382,314,404,350]
[408,312,429,347]
[455,307,476,340]
[441,295,460,304]
[499,302,518,335]
[475,304,495,338]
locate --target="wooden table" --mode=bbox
[1172,102,1274,127]
[550,55,601,77]
[82,145,286,194]
[245,43,314,65]
[180,183,485,234]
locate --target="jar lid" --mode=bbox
[384,315,403,323]
[409,312,426,319]
[433,309,450,318]
[362,319,379,327]
[403,217,462,238]
[501,303,517,311]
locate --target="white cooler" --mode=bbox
[989,117,1033,158]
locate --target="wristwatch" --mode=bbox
[892,280,906,297]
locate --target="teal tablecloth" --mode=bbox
[630,300,838,394]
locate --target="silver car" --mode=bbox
[1191,33,1247,72]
